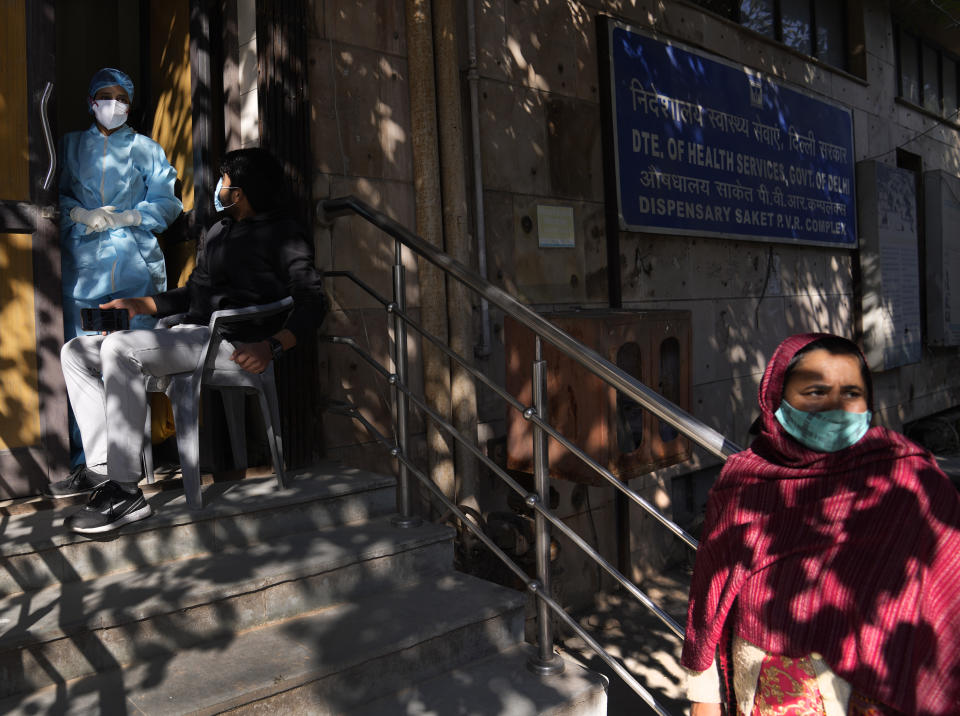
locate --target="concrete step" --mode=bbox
[0,461,396,596]
[350,643,608,716]
[0,516,453,699]
[0,572,527,715]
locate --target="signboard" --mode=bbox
[606,20,856,247]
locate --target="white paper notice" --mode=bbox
[537,205,576,248]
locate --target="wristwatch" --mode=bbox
[265,336,284,360]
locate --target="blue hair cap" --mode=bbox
[88,67,135,105]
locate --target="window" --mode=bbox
[741,0,775,38]
[780,0,813,55]
[814,0,846,68]
[923,44,940,113]
[945,58,958,119]
[692,0,849,70]
[899,29,921,105]
[896,25,960,122]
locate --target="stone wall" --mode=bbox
[309,1,421,474]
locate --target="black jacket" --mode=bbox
[152,212,326,342]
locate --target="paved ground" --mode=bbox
[560,567,693,716]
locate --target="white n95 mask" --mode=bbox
[92,99,129,131]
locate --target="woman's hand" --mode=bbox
[112,209,141,227]
[100,296,157,318]
[70,205,117,234]
[690,702,722,716]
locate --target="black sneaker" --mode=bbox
[44,465,110,499]
[65,482,153,535]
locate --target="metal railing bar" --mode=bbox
[324,334,522,460]
[540,590,675,716]
[389,304,528,413]
[402,393,534,498]
[324,273,528,415]
[322,196,742,460]
[320,336,393,380]
[339,403,542,588]
[324,337,688,636]
[395,381,685,640]
[372,303,698,549]
[338,402,397,452]
[542,509,685,639]
[334,398,675,714]
[323,219,702,547]
[324,270,391,307]
[400,446,675,714]
[401,460,540,590]
[522,410,699,551]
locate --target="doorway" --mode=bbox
[0,0,200,498]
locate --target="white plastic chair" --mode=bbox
[141,297,294,509]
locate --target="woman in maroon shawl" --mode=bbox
[682,333,960,715]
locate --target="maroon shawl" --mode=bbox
[681,333,960,715]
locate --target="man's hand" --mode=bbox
[231,341,272,374]
[690,702,722,716]
[101,296,157,318]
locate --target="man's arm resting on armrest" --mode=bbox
[230,328,296,375]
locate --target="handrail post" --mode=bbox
[528,337,564,675]
[391,243,421,528]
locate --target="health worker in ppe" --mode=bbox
[58,67,182,468]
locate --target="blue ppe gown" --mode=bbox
[59,123,183,465]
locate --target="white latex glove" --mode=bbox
[112,209,142,228]
[69,205,118,234]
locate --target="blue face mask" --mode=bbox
[775,399,872,453]
[214,177,239,213]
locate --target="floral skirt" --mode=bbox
[745,654,900,716]
[746,653,826,715]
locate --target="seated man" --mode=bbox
[48,148,327,534]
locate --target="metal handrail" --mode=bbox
[320,194,744,713]
[333,399,673,716]
[321,195,743,460]
[323,274,702,551]
[324,333,685,639]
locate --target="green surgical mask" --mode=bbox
[774,399,872,453]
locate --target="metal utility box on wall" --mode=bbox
[505,310,692,485]
[924,170,960,346]
[857,161,922,369]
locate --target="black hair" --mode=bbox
[218,148,286,214]
[784,335,873,406]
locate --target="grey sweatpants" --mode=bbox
[60,326,239,484]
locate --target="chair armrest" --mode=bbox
[207,296,294,331]
[198,296,295,376]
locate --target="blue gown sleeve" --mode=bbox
[58,135,83,234]
[134,140,182,233]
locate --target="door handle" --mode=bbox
[39,81,56,191]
